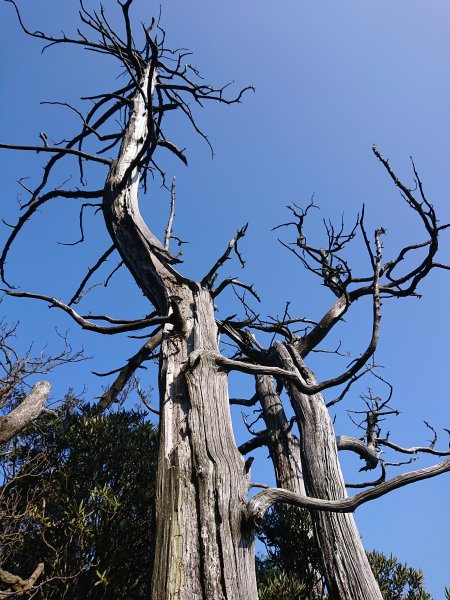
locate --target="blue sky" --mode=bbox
[1,0,449,595]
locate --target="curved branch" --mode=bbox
[230,394,259,407]
[212,340,378,395]
[2,290,169,334]
[248,456,450,524]
[336,435,379,469]
[102,63,184,314]
[377,438,450,457]
[0,562,44,597]
[212,278,261,302]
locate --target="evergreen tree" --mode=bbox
[257,506,435,600]
[0,397,158,599]
[0,401,440,600]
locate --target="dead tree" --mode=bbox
[0,2,449,599]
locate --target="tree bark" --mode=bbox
[0,562,44,597]
[273,342,382,600]
[255,374,305,494]
[0,381,50,444]
[151,288,257,599]
[102,66,258,600]
[256,375,324,599]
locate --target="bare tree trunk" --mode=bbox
[256,375,324,599]
[256,374,305,494]
[102,66,258,600]
[274,343,382,600]
[151,287,258,599]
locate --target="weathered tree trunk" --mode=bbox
[101,54,380,600]
[256,375,324,599]
[102,66,258,600]
[151,287,258,599]
[274,343,383,600]
[255,374,305,494]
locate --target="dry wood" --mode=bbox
[272,342,383,600]
[102,64,258,599]
[0,381,50,444]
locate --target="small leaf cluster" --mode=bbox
[258,568,306,600]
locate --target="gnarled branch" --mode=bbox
[2,290,169,334]
[248,456,450,525]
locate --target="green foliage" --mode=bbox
[1,398,439,599]
[257,506,435,600]
[258,568,306,600]
[367,551,433,600]
[0,396,158,599]
[256,505,323,598]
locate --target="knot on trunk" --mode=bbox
[184,350,221,373]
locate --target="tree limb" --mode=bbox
[97,328,163,410]
[1,290,169,334]
[0,562,44,598]
[0,142,111,165]
[68,244,116,305]
[248,456,450,524]
[238,430,268,455]
[0,381,50,444]
[376,437,450,457]
[201,224,248,288]
[336,435,379,469]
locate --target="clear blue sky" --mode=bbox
[1,0,449,596]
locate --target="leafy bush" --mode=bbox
[0,397,158,599]
[367,551,432,600]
